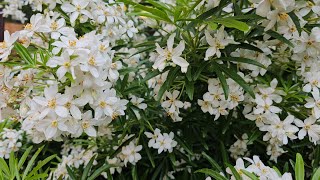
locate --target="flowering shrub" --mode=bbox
[1,0,320,179]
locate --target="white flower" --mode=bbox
[253,95,282,114]
[61,0,93,26]
[204,28,230,60]
[33,85,69,119]
[153,33,189,73]
[47,51,80,80]
[52,36,87,55]
[38,15,75,39]
[0,30,20,61]
[153,132,177,154]
[79,51,106,78]
[198,93,215,115]
[37,113,68,139]
[130,95,147,110]
[20,13,44,37]
[123,20,138,38]
[250,0,293,17]
[92,89,118,119]
[78,111,97,137]
[305,88,320,118]
[61,87,82,120]
[294,117,320,144]
[144,128,161,148]
[161,90,184,113]
[121,141,142,166]
[293,30,320,56]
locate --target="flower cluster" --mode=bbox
[198,78,244,120]
[50,145,97,179]
[145,128,177,154]
[226,156,292,180]
[0,129,23,159]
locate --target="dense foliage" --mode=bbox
[1,0,320,179]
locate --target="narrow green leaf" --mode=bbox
[226,163,241,180]
[9,151,16,177]
[118,0,172,23]
[311,167,320,180]
[241,169,258,180]
[66,165,76,180]
[14,42,35,65]
[175,136,194,156]
[295,153,304,180]
[27,155,56,178]
[266,29,294,47]
[157,67,179,100]
[195,169,227,180]
[22,146,44,180]
[0,158,10,176]
[142,67,170,82]
[18,146,33,169]
[186,80,195,100]
[193,61,210,81]
[131,166,138,180]
[88,164,111,180]
[272,166,282,176]
[202,152,223,172]
[215,63,255,98]
[27,174,48,180]
[141,137,156,168]
[144,0,172,13]
[81,155,96,180]
[211,18,250,32]
[212,65,229,100]
[217,57,265,68]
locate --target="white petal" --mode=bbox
[55,106,69,117]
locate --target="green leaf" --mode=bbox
[131,166,138,180]
[9,151,16,177]
[88,164,111,180]
[211,18,250,32]
[27,155,56,178]
[211,65,229,100]
[241,169,258,180]
[217,57,266,68]
[118,0,172,23]
[142,67,170,82]
[272,166,282,176]
[22,146,44,180]
[195,169,227,180]
[144,0,172,13]
[288,12,301,33]
[201,152,223,172]
[207,22,218,30]
[193,61,210,81]
[81,155,96,180]
[141,137,156,168]
[266,29,294,47]
[226,163,241,180]
[295,153,304,180]
[186,80,195,100]
[215,62,255,98]
[66,165,76,180]
[18,146,33,170]
[157,67,179,100]
[186,66,192,81]
[312,167,320,180]
[175,136,194,156]
[0,158,10,176]
[27,173,48,180]
[14,42,35,66]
